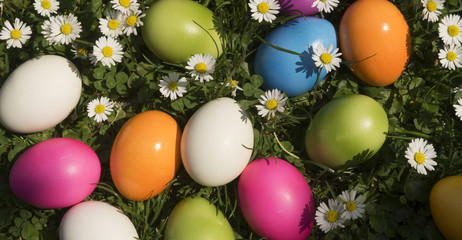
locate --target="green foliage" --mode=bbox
[1,0,462,239]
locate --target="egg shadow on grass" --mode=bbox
[295,49,316,79]
[341,149,375,169]
[238,105,250,124]
[278,0,295,13]
[298,203,314,235]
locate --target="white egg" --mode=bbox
[0,55,82,134]
[59,201,139,240]
[181,97,254,186]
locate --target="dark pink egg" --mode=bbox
[9,138,101,209]
[238,157,315,240]
[277,0,319,16]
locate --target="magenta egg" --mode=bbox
[238,157,315,240]
[9,138,101,209]
[277,0,319,16]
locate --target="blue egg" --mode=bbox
[254,17,337,97]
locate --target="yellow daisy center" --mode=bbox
[448,25,460,37]
[426,1,437,12]
[60,24,72,35]
[320,53,332,64]
[257,2,269,13]
[10,29,21,39]
[119,0,130,7]
[108,19,119,30]
[320,0,328,2]
[346,201,357,212]
[326,210,339,223]
[102,46,113,57]
[230,80,238,86]
[266,99,278,110]
[77,48,87,56]
[414,152,426,164]
[168,81,178,90]
[95,104,105,114]
[41,0,51,9]
[126,15,137,26]
[447,51,457,61]
[195,62,207,73]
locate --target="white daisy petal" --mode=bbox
[405,138,438,175]
[0,18,32,49]
[43,14,82,45]
[33,0,59,17]
[111,0,140,15]
[93,36,125,67]
[315,198,346,233]
[99,10,124,38]
[185,53,216,83]
[339,190,366,220]
[453,98,462,121]
[87,97,116,123]
[311,43,342,73]
[248,0,280,23]
[312,0,339,13]
[438,14,462,46]
[158,72,188,101]
[438,44,462,70]
[255,89,288,120]
[421,0,444,22]
[122,9,145,36]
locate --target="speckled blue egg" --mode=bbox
[254,17,337,97]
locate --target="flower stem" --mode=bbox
[273,132,300,159]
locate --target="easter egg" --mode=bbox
[110,110,181,201]
[59,201,139,240]
[339,0,411,86]
[238,157,315,240]
[142,0,222,63]
[181,97,254,186]
[164,197,234,240]
[9,138,100,209]
[0,55,82,134]
[430,176,462,240]
[277,0,319,16]
[305,94,388,168]
[254,17,337,97]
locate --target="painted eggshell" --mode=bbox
[181,97,254,186]
[0,55,82,134]
[305,94,389,168]
[59,201,139,240]
[277,0,319,16]
[9,138,100,209]
[238,157,315,240]
[142,0,222,63]
[254,17,337,97]
[430,176,462,240]
[110,110,182,201]
[339,0,411,86]
[164,197,234,240]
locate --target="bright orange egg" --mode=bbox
[339,0,411,86]
[110,110,181,201]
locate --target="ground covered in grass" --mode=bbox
[1,0,462,239]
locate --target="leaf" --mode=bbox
[369,215,387,233]
[116,72,129,84]
[250,75,263,87]
[21,222,39,240]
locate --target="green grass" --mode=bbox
[1,0,462,239]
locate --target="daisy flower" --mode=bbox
[312,43,342,73]
[453,98,462,121]
[255,89,288,120]
[421,0,444,22]
[185,53,216,83]
[227,80,243,97]
[315,198,346,233]
[438,14,462,46]
[248,0,280,23]
[405,138,437,175]
[40,16,54,43]
[33,0,59,17]
[71,43,88,60]
[99,10,124,38]
[87,96,115,123]
[159,72,188,101]
[312,0,339,14]
[339,190,366,220]
[93,36,124,67]
[438,44,462,70]
[0,18,32,49]
[111,0,139,15]
[122,9,145,36]
[48,14,82,45]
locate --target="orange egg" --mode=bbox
[339,0,411,86]
[110,110,181,201]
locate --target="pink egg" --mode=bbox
[9,138,101,209]
[238,157,315,240]
[277,0,319,16]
